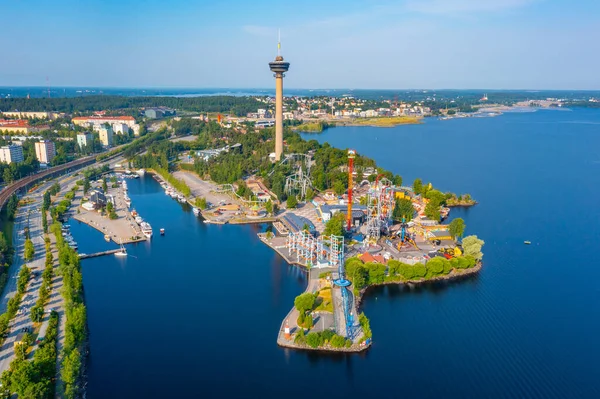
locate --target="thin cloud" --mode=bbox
[405,0,539,14]
[242,25,277,37]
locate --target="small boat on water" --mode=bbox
[524,241,531,245]
[104,234,111,242]
[137,169,146,176]
[115,241,127,257]
[192,207,200,216]
[160,228,165,235]
[178,195,186,203]
[135,216,143,224]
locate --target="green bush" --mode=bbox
[306,332,323,348]
[426,258,445,275]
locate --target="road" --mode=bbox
[0,193,47,372]
[0,168,90,374]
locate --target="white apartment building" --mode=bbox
[77,133,94,149]
[0,145,24,164]
[34,140,56,164]
[113,123,130,135]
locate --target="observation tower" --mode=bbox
[268,32,290,161]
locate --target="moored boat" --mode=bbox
[192,207,200,216]
[140,222,153,238]
[160,228,165,235]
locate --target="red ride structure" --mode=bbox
[346,149,356,231]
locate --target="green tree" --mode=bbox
[286,195,298,209]
[294,292,316,314]
[102,178,108,192]
[195,197,207,210]
[61,348,81,389]
[24,239,35,261]
[306,332,323,348]
[264,199,273,215]
[83,179,90,195]
[323,212,345,237]
[393,174,403,187]
[393,198,414,221]
[412,178,423,195]
[449,218,466,240]
[462,235,485,260]
[424,200,440,221]
[106,202,113,212]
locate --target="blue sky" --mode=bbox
[1,0,598,89]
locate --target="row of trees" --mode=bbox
[344,248,481,292]
[30,240,54,323]
[1,311,60,398]
[52,223,86,398]
[0,266,31,346]
[294,328,351,349]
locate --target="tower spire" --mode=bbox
[277,29,281,56]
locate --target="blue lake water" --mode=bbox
[74,108,600,398]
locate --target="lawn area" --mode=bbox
[352,116,422,127]
[314,286,333,313]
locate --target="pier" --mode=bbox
[79,249,122,259]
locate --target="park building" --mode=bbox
[34,140,56,164]
[77,132,94,149]
[0,144,24,164]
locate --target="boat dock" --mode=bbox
[79,249,122,259]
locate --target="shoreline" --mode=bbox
[260,230,482,354]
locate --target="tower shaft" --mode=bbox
[275,73,284,161]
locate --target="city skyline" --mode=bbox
[1,0,599,90]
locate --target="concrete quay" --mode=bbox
[72,177,145,244]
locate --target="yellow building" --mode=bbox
[2,111,61,120]
[0,119,42,134]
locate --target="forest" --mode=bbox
[0,95,263,116]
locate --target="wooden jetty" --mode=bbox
[79,249,122,259]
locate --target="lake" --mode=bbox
[74,108,600,398]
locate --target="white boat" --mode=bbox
[104,234,111,242]
[124,198,131,208]
[178,195,186,203]
[135,216,143,224]
[137,169,146,176]
[115,241,127,257]
[169,191,178,198]
[160,228,165,235]
[140,222,153,238]
[192,207,200,216]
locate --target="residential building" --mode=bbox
[2,111,61,120]
[0,145,24,164]
[77,132,94,149]
[72,116,136,128]
[0,119,42,134]
[113,123,130,135]
[34,140,56,164]
[98,126,113,147]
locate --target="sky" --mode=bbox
[1,0,599,89]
